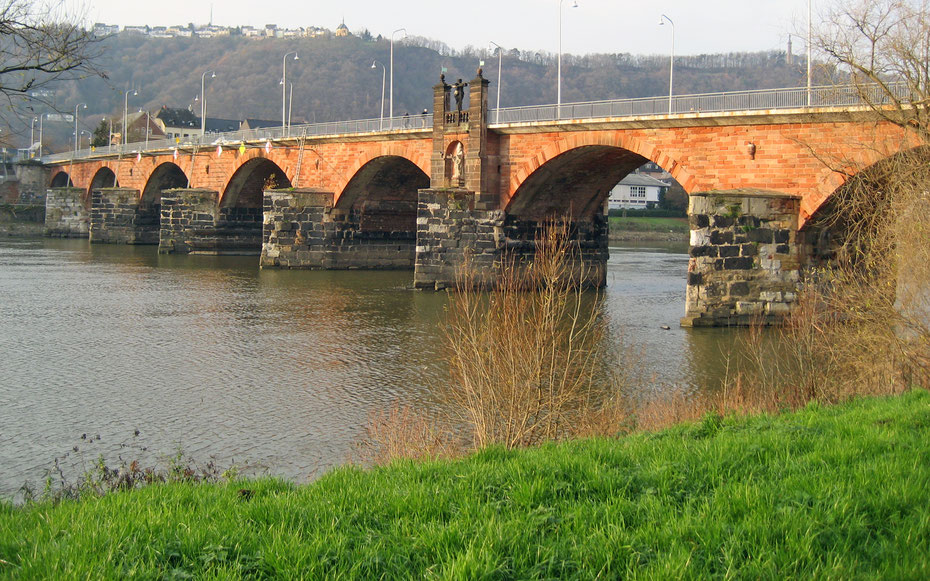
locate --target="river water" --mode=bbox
[0,237,742,498]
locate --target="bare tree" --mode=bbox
[0,0,106,120]
[816,0,930,141]
[794,0,930,392]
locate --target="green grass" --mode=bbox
[2,391,929,579]
[609,216,689,233]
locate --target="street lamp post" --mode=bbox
[141,109,152,150]
[38,114,43,158]
[288,83,294,131]
[123,88,137,148]
[659,14,675,114]
[371,60,386,131]
[390,28,406,129]
[30,116,36,157]
[281,51,298,136]
[807,0,813,107]
[558,0,578,118]
[73,102,86,154]
[201,70,216,139]
[489,41,503,123]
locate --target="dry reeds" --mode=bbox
[441,221,610,449]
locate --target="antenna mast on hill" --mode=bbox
[209,4,213,26]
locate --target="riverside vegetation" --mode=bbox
[0,392,928,578]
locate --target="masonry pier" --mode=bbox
[89,188,159,244]
[259,188,416,269]
[681,190,802,327]
[45,187,89,238]
[157,188,263,254]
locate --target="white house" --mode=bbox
[607,173,668,210]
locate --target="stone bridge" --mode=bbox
[44,74,913,326]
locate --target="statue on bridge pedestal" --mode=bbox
[450,142,465,185]
[452,79,468,112]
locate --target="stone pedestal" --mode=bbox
[682,190,802,327]
[90,188,159,245]
[45,188,89,238]
[261,188,417,269]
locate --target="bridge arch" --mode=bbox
[334,155,430,237]
[89,167,118,192]
[506,134,693,211]
[221,157,290,209]
[334,145,429,204]
[50,171,73,188]
[142,162,188,205]
[506,144,652,220]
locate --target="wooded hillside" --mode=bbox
[54,33,807,123]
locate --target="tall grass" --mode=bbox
[442,222,611,449]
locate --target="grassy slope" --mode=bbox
[609,216,689,233]
[2,391,929,579]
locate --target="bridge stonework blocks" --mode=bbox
[682,190,801,327]
[45,188,89,238]
[414,188,505,289]
[261,189,417,270]
[90,188,159,245]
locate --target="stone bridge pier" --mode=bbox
[89,188,160,244]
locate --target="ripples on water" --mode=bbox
[0,237,741,498]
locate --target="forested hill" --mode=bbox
[59,32,807,126]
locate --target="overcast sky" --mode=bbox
[65,0,816,57]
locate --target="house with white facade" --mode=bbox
[607,173,668,210]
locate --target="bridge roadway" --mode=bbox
[43,76,915,326]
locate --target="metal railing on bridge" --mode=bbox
[490,82,912,124]
[45,82,912,164]
[43,113,433,164]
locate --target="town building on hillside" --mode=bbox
[93,23,119,37]
[112,111,166,145]
[607,173,668,210]
[335,20,352,37]
[153,106,239,141]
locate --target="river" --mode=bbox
[0,237,743,499]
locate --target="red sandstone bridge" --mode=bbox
[42,76,917,326]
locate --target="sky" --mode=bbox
[63,0,816,57]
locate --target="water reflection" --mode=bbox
[0,237,759,498]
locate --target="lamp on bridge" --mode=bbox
[488,41,503,123]
[658,14,675,114]
[390,28,406,129]
[558,0,578,119]
[201,70,216,139]
[281,52,298,137]
[73,102,86,154]
[371,60,386,131]
[123,88,138,149]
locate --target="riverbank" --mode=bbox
[608,216,689,242]
[2,390,927,578]
[0,204,44,237]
